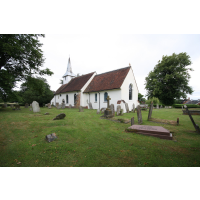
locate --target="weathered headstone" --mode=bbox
[61,103,65,109]
[120,109,124,115]
[101,108,106,114]
[131,117,134,125]
[15,104,21,110]
[69,104,72,109]
[32,101,40,113]
[97,109,100,114]
[48,103,51,109]
[125,103,129,113]
[148,102,153,121]
[160,105,163,108]
[169,106,172,108]
[53,113,66,120]
[56,102,59,108]
[136,105,142,124]
[117,105,121,116]
[132,103,135,113]
[104,96,113,118]
[79,106,83,112]
[25,103,29,108]
[156,104,159,109]
[46,133,57,142]
[57,104,62,109]
[110,104,115,116]
[89,102,93,109]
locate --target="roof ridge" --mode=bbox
[96,66,130,76]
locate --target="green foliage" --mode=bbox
[0,34,53,100]
[173,104,200,108]
[145,97,160,105]
[145,52,193,105]
[138,93,146,103]
[20,77,54,106]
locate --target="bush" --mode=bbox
[173,104,200,108]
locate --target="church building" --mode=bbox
[51,58,139,112]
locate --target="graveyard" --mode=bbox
[0,105,200,167]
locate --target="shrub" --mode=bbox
[173,104,200,108]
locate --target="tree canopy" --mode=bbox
[0,34,53,101]
[145,52,193,105]
[138,93,146,103]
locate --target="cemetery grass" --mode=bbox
[0,107,200,167]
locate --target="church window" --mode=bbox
[60,94,61,97]
[95,93,97,102]
[74,94,77,104]
[66,95,68,104]
[129,84,133,100]
[104,92,108,102]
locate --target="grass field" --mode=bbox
[0,106,200,167]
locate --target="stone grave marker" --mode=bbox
[56,103,59,108]
[79,106,83,112]
[110,104,115,116]
[125,103,129,113]
[69,104,72,109]
[32,101,40,112]
[48,103,51,109]
[53,113,66,120]
[117,105,121,116]
[89,102,93,109]
[61,103,65,109]
[97,109,100,114]
[127,125,172,140]
[160,105,163,108]
[100,108,106,114]
[136,105,142,124]
[169,106,172,108]
[131,117,134,125]
[156,104,159,109]
[132,103,135,113]
[25,103,29,108]
[148,102,153,121]
[104,96,113,118]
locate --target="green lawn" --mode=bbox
[0,106,200,167]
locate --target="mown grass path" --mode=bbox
[0,107,200,167]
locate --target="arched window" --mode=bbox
[74,94,77,104]
[129,84,132,100]
[95,93,97,102]
[104,92,108,102]
[66,95,68,104]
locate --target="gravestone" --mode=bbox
[45,104,48,107]
[104,96,113,118]
[127,125,172,140]
[14,104,21,110]
[148,102,153,121]
[160,105,163,108]
[89,102,93,109]
[117,105,121,116]
[79,106,83,112]
[101,108,106,114]
[110,104,115,116]
[131,117,134,125]
[156,104,159,109]
[125,103,129,113]
[25,103,29,108]
[120,109,124,115]
[30,108,32,111]
[61,103,65,109]
[48,103,51,109]
[69,104,72,109]
[53,113,66,120]
[30,104,32,107]
[132,103,135,113]
[97,109,100,114]
[169,106,172,108]
[46,133,57,142]
[56,103,59,108]
[32,101,40,113]
[136,105,142,124]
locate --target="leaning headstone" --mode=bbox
[132,103,135,113]
[46,133,57,142]
[131,117,134,125]
[125,103,129,113]
[79,106,83,112]
[117,105,121,116]
[89,102,93,109]
[61,103,65,109]
[96,109,100,114]
[148,102,153,121]
[136,105,142,124]
[53,113,66,120]
[32,101,40,113]
[110,104,115,116]
[25,103,29,108]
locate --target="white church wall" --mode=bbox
[120,67,139,111]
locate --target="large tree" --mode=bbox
[145,52,193,105]
[0,34,53,101]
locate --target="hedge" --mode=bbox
[173,104,200,108]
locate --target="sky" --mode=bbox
[40,34,200,100]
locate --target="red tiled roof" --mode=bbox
[55,72,95,94]
[55,84,67,94]
[83,67,130,93]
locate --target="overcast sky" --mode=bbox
[40,34,200,100]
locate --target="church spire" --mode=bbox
[63,57,75,84]
[67,57,72,73]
